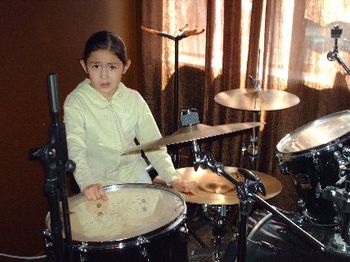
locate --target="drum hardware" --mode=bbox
[122,122,260,155]
[240,110,260,170]
[190,138,325,261]
[321,176,350,250]
[327,25,350,75]
[242,208,350,262]
[45,184,188,262]
[154,166,282,261]
[201,204,231,262]
[276,109,350,225]
[141,26,205,168]
[31,73,76,262]
[214,87,300,112]
[214,81,300,170]
[177,166,282,205]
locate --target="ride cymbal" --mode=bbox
[163,166,282,205]
[214,89,300,111]
[122,122,260,154]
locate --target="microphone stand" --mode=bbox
[31,74,75,262]
[327,25,350,75]
[191,140,325,261]
[141,25,204,167]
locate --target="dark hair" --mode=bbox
[83,31,128,65]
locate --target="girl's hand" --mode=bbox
[82,184,108,201]
[171,178,197,195]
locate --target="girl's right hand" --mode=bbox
[82,184,108,201]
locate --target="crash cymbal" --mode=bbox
[122,122,260,154]
[173,166,282,205]
[214,89,300,111]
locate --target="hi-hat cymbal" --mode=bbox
[214,89,300,111]
[122,122,260,154]
[167,166,282,205]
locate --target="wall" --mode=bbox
[0,0,138,258]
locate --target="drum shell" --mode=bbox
[44,184,189,262]
[275,110,350,224]
[245,208,350,262]
[275,139,346,224]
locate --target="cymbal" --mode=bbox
[175,166,282,205]
[122,122,260,154]
[214,89,300,111]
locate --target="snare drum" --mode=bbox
[276,110,350,224]
[45,184,188,262]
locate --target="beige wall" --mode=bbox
[0,0,138,257]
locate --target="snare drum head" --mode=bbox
[277,110,350,154]
[66,184,185,242]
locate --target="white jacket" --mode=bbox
[63,79,177,190]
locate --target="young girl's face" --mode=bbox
[80,49,130,99]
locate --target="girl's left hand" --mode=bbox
[170,178,197,194]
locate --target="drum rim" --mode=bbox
[46,183,187,250]
[276,109,350,158]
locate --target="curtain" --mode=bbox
[140,0,350,211]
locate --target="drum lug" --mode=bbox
[43,229,53,248]
[136,236,150,259]
[334,149,350,178]
[179,224,188,234]
[311,151,322,173]
[78,242,88,253]
[275,153,289,175]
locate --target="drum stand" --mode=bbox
[31,74,75,262]
[191,139,325,261]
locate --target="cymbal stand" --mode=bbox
[141,25,204,168]
[241,50,261,170]
[31,74,75,262]
[202,204,230,261]
[241,110,260,170]
[192,140,325,261]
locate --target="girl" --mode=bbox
[64,31,196,200]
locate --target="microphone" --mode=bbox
[48,73,59,114]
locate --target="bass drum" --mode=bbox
[245,208,350,262]
[45,184,188,262]
[276,110,350,224]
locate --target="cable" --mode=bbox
[0,252,47,260]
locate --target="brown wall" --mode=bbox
[0,0,138,258]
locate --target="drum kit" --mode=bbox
[40,75,350,262]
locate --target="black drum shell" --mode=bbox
[245,208,350,262]
[275,110,350,224]
[275,139,345,224]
